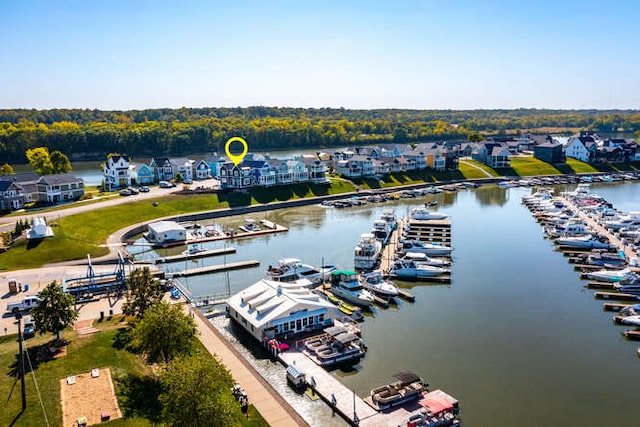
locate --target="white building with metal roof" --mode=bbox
[227,279,337,342]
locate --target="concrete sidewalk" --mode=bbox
[188,307,308,427]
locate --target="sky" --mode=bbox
[1,0,639,110]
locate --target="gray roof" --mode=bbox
[38,173,83,185]
[0,172,40,183]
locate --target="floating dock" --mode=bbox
[170,260,259,277]
[278,350,436,427]
[594,291,640,301]
[154,247,236,264]
[603,303,631,312]
[622,330,640,341]
[585,281,616,290]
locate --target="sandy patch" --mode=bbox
[60,368,122,426]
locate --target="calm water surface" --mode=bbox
[129,182,640,427]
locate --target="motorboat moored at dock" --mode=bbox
[329,270,375,308]
[367,370,427,411]
[360,270,399,298]
[354,233,383,270]
[266,258,336,285]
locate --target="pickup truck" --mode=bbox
[7,296,40,313]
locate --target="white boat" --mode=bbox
[390,260,449,279]
[182,243,205,255]
[239,218,261,232]
[545,221,590,238]
[354,233,383,270]
[397,252,451,267]
[586,252,627,268]
[360,270,399,298]
[555,234,610,249]
[266,258,336,285]
[380,209,398,230]
[409,207,450,221]
[330,270,375,307]
[587,268,636,283]
[398,240,452,256]
[618,315,640,327]
[304,326,367,368]
[371,220,392,245]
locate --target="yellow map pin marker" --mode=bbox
[225,137,249,165]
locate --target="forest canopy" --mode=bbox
[1,107,639,163]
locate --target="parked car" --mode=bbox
[183,179,193,185]
[127,187,139,195]
[139,186,150,192]
[23,315,35,338]
[119,189,132,196]
[159,181,175,188]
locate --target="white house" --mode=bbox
[103,155,131,190]
[301,157,330,184]
[286,159,310,182]
[226,279,337,342]
[172,158,195,182]
[146,221,186,246]
[564,138,592,162]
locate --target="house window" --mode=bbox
[289,321,295,330]
[242,318,247,325]
[319,314,324,323]
[302,317,308,327]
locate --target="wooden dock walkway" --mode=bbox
[557,197,640,264]
[189,224,289,244]
[278,350,428,427]
[154,247,236,264]
[594,291,640,301]
[171,260,260,277]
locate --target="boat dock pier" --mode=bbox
[557,197,640,264]
[278,350,431,426]
[401,218,452,244]
[154,247,236,264]
[594,291,640,301]
[170,260,260,277]
[603,302,631,311]
[190,223,288,244]
[586,281,616,290]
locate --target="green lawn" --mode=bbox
[458,160,500,179]
[495,156,562,177]
[0,320,267,427]
[0,179,354,270]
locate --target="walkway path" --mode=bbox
[459,159,495,178]
[188,307,309,427]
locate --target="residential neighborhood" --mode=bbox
[1,131,639,212]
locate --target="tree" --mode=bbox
[0,163,14,175]
[133,302,197,363]
[159,354,236,426]
[122,267,164,319]
[50,150,72,173]
[26,147,54,175]
[31,281,77,340]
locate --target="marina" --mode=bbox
[126,181,640,427]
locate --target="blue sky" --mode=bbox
[1,0,638,110]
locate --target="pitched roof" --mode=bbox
[38,173,83,185]
[0,172,40,183]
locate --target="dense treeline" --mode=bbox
[1,107,639,163]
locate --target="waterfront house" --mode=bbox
[602,139,638,162]
[218,162,253,190]
[355,146,382,158]
[381,157,403,173]
[534,143,566,164]
[35,173,84,203]
[270,160,294,185]
[172,158,195,182]
[564,137,593,163]
[402,147,428,170]
[422,146,448,171]
[226,279,336,342]
[0,180,25,211]
[131,163,154,185]
[373,158,391,176]
[594,146,625,164]
[146,221,186,246]
[399,157,416,171]
[336,156,375,178]
[286,159,310,182]
[244,159,277,187]
[378,143,412,158]
[0,172,41,204]
[103,154,131,191]
[472,142,511,168]
[300,157,330,184]
[193,159,211,180]
[150,157,175,182]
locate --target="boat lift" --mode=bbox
[62,251,129,301]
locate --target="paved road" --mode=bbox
[0,179,221,232]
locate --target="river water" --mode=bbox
[128,182,640,427]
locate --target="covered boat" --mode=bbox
[369,370,427,410]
